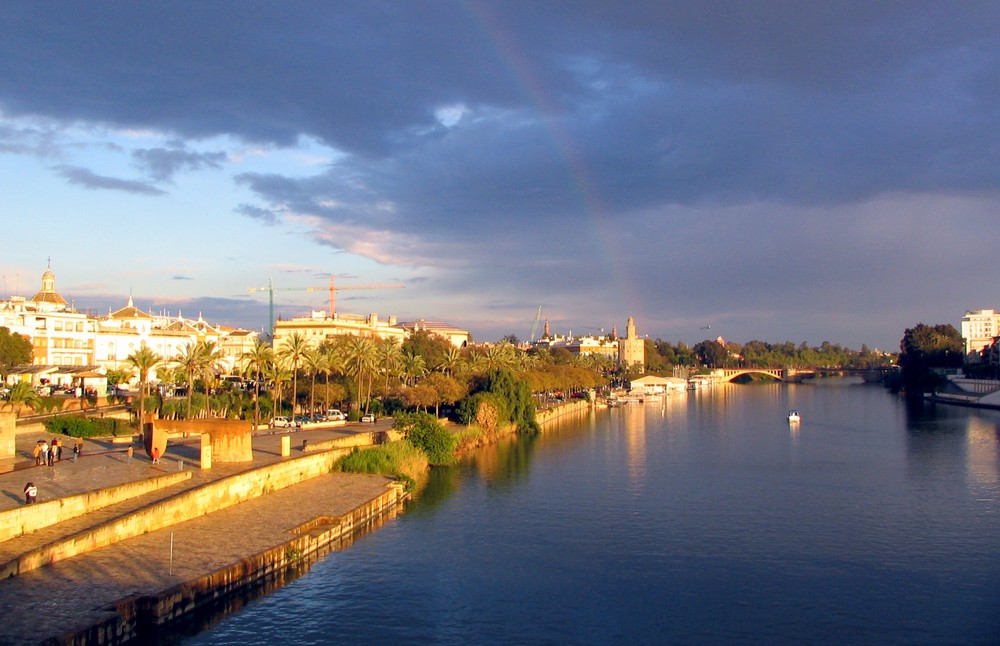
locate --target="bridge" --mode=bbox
[714,368,789,382]
[711,366,896,384]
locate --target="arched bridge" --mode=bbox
[712,367,894,384]
[714,368,789,382]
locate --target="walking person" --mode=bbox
[51,438,61,462]
[33,442,42,466]
[40,441,49,467]
[73,440,81,462]
[151,446,160,464]
[126,445,133,463]
[23,482,37,504]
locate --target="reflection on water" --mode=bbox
[966,415,1000,493]
[182,383,1000,645]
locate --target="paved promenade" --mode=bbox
[0,420,399,645]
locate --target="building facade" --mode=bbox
[1,266,258,389]
[272,311,470,351]
[961,309,1000,361]
[618,316,645,372]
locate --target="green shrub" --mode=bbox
[456,370,539,434]
[44,415,127,438]
[394,411,457,465]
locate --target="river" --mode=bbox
[181,380,1000,644]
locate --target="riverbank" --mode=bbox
[0,401,593,644]
[0,422,407,645]
[925,377,1000,410]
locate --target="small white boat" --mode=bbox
[787,409,801,423]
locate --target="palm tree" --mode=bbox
[3,383,40,417]
[265,360,292,420]
[172,341,205,420]
[467,351,489,375]
[344,336,378,413]
[486,342,516,371]
[301,348,327,418]
[241,339,274,429]
[378,338,403,394]
[198,340,224,416]
[125,345,163,428]
[401,350,426,386]
[318,343,337,411]
[277,332,309,416]
[437,346,463,376]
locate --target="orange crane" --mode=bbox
[248,276,405,336]
[305,276,405,318]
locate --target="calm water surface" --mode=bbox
[183,381,1000,644]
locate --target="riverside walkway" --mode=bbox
[0,420,400,645]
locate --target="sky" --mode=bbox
[1,1,998,352]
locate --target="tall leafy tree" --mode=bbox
[0,327,32,378]
[898,323,964,394]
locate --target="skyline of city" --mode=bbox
[3,4,999,350]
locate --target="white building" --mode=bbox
[1,265,257,389]
[273,312,470,351]
[961,309,1000,361]
[629,375,686,394]
[0,266,96,367]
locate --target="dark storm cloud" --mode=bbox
[2,1,999,345]
[3,2,997,204]
[52,165,167,196]
[132,147,227,182]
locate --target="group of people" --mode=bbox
[33,439,59,466]
[22,438,161,505]
[31,438,83,466]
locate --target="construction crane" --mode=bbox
[248,276,406,337]
[247,278,310,338]
[305,276,405,318]
[528,306,543,343]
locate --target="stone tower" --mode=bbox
[617,316,645,372]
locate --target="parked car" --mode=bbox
[325,409,347,421]
[269,416,295,429]
[360,413,376,423]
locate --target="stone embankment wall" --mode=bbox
[302,428,405,452]
[0,471,192,543]
[537,399,592,427]
[0,448,357,580]
[70,484,405,645]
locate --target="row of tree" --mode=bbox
[645,338,895,371]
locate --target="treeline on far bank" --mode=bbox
[643,338,895,371]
